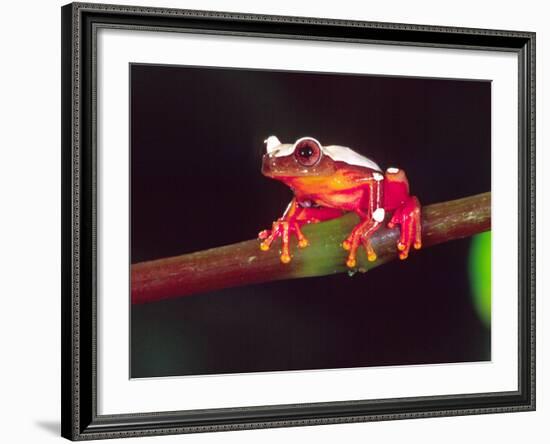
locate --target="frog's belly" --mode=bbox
[310,189,364,211]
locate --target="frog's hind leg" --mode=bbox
[384,168,422,260]
[387,195,422,260]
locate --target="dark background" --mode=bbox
[130,64,491,378]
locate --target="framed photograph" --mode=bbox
[61,2,536,440]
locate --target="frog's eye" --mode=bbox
[294,139,322,167]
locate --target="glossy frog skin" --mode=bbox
[258,136,422,268]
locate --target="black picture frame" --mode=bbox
[61,2,536,440]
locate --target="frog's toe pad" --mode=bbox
[280,253,291,264]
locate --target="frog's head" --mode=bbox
[261,135,381,181]
[261,136,336,180]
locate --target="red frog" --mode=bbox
[259,136,422,268]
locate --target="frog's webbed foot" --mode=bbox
[342,218,382,268]
[387,196,422,260]
[258,219,308,264]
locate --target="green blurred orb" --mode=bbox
[468,231,491,327]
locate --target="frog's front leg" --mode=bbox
[258,200,307,264]
[259,198,343,264]
[342,176,385,268]
[342,216,382,268]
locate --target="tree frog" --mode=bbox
[258,136,422,268]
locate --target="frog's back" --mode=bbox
[323,145,382,172]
